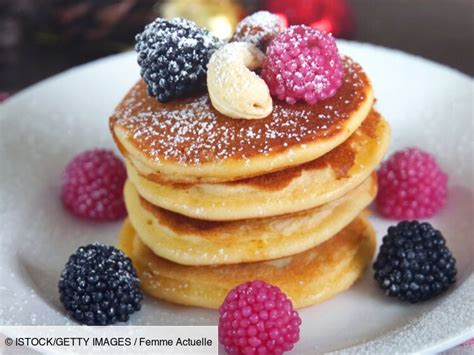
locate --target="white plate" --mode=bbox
[0,41,473,354]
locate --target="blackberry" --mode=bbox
[374,221,456,303]
[59,244,143,325]
[135,17,222,102]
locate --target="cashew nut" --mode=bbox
[207,42,273,120]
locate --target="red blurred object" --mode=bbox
[264,0,355,38]
[275,13,289,30]
[0,92,10,103]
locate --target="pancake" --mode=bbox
[124,173,377,265]
[126,109,389,221]
[110,56,374,183]
[118,215,376,309]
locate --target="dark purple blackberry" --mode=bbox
[373,221,456,303]
[59,244,143,325]
[135,17,222,102]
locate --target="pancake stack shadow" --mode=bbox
[110,57,391,309]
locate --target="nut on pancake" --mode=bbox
[117,215,376,309]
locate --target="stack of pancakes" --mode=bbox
[110,57,390,309]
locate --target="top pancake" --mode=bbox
[126,109,390,221]
[111,56,373,183]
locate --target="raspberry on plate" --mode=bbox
[261,25,343,105]
[376,147,448,219]
[373,221,456,303]
[62,149,127,221]
[219,280,301,354]
[59,244,143,325]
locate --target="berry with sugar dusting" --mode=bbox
[373,221,456,303]
[62,149,127,221]
[135,17,222,102]
[376,148,448,219]
[59,244,143,325]
[231,11,282,51]
[219,280,301,354]
[261,25,343,105]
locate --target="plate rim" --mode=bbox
[2,40,472,109]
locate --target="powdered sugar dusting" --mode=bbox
[135,17,222,102]
[111,57,368,166]
[231,11,281,50]
[137,17,220,59]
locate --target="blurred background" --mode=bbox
[1,0,473,99]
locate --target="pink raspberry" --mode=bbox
[219,280,301,355]
[376,148,448,219]
[261,25,343,105]
[62,149,127,221]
